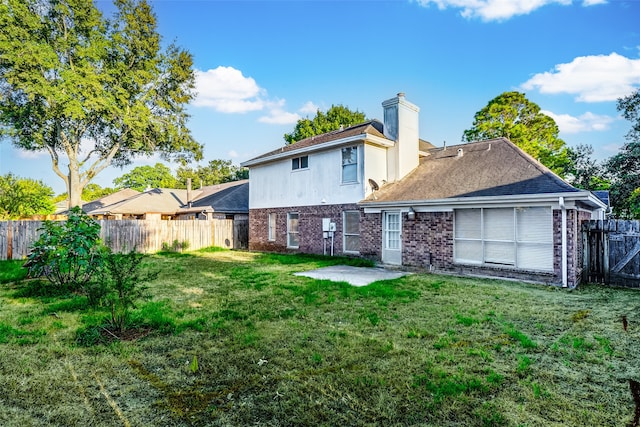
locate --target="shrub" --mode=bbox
[99,248,157,333]
[26,207,105,293]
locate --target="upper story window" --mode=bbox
[292,156,308,170]
[341,146,357,183]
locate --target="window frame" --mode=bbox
[341,146,358,184]
[454,207,553,272]
[287,212,300,248]
[342,210,361,254]
[268,213,276,241]
[291,155,309,171]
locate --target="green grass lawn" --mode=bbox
[0,249,638,426]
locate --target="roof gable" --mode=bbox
[362,138,579,203]
[242,120,388,166]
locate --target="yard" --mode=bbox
[0,248,638,426]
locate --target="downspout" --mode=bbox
[559,197,568,288]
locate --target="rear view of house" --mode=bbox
[242,94,608,287]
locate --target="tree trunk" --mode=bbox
[68,161,83,208]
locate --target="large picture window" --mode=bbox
[287,213,299,248]
[343,211,360,253]
[454,207,552,271]
[341,146,357,183]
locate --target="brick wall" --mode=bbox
[249,204,359,255]
[403,211,454,268]
[552,208,591,287]
[360,211,382,260]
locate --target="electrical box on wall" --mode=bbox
[329,222,336,232]
[322,218,331,232]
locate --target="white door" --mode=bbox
[382,211,402,265]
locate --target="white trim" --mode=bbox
[361,191,607,213]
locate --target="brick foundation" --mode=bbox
[249,204,360,255]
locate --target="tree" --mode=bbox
[53,183,117,204]
[176,159,248,187]
[565,144,610,191]
[606,89,640,218]
[113,163,177,191]
[0,173,55,219]
[284,105,367,144]
[0,0,202,208]
[462,91,571,176]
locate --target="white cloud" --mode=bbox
[522,53,640,102]
[193,66,266,113]
[228,150,238,158]
[193,66,301,124]
[542,110,616,134]
[414,0,603,21]
[299,101,319,115]
[16,148,48,160]
[258,109,300,125]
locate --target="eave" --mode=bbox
[241,134,394,168]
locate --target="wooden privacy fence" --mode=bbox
[0,219,247,261]
[582,220,640,287]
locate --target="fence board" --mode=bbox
[0,219,244,260]
[583,220,640,287]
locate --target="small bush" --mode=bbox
[99,248,156,333]
[26,207,104,293]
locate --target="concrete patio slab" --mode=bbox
[294,265,409,287]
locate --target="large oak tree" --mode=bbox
[462,91,571,177]
[0,0,202,208]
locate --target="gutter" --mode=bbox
[360,191,606,212]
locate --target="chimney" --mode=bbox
[187,178,192,208]
[382,93,419,182]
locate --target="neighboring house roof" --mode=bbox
[592,190,610,207]
[87,188,189,215]
[361,138,604,208]
[242,120,391,167]
[177,180,249,214]
[84,181,250,216]
[54,188,140,215]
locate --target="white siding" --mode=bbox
[249,145,366,209]
[363,144,388,197]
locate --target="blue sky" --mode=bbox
[1,0,639,195]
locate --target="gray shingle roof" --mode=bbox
[243,120,387,164]
[87,188,190,215]
[362,138,579,204]
[179,180,248,214]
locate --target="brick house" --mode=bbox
[242,93,607,287]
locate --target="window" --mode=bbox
[268,213,276,241]
[341,146,357,183]
[343,211,360,253]
[385,211,401,250]
[287,213,299,248]
[454,207,552,271]
[292,156,308,170]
